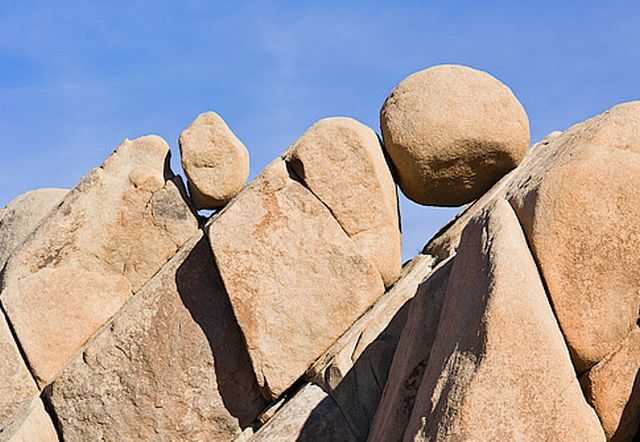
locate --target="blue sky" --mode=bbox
[1,1,639,260]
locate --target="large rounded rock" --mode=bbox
[380,64,530,206]
[179,112,250,209]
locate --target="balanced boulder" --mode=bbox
[285,117,401,286]
[179,111,250,209]
[380,64,529,206]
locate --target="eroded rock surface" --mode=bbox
[207,159,384,400]
[47,232,265,441]
[0,135,198,386]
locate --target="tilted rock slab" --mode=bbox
[249,383,356,442]
[311,254,433,440]
[369,256,453,442]
[403,199,604,441]
[0,135,198,386]
[581,325,640,442]
[0,313,38,437]
[0,188,67,270]
[206,159,385,399]
[47,232,265,441]
[180,111,250,209]
[380,64,529,206]
[285,117,401,286]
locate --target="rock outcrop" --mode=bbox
[179,111,250,209]
[380,64,529,206]
[0,135,198,386]
[206,158,385,400]
[0,67,638,441]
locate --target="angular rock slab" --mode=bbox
[179,111,250,209]
[249,384,356,442]
[4,398,57,442]
[369,257,453,442]
[0,188,67,270]
[285,117,401,286]
[1,135,198,386]
[46,232,265,441]
[0,313,37,434]
[404,199,604,441]
[581,326,640,442]
[313,254,434,440]
[206,159,385,399]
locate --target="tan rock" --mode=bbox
[581,326,640,442]
[206,159,385,399]
[369,256,453,442]
[179,111,250,209]
[249,384,356,442]
[285,117,401,286]
[0,188,67,269]
[311,254,434,440]
[5,398,57,442]
[404,199,604,441]
[508,145,640,372]
[0,135,198,386]
[46,232,265,441]
[0,313,37,433]
[380,64,529,206]
[422,132,559,263]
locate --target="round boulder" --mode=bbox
[179,112,250,209]
[380,65,530,206]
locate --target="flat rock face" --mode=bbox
[404,199,604,442]
[369,257,453,442]
[179,111,250,209]
[0,314,37,435]
[581,326,640,442]
[47,232,265,442]
[380,64,529,206]
[314,254,434,440]
[249,384,356,442]
[0,135,198,386]
[206,159,385,400]
[5,398,57,442]
[285,117,401,286]
[0,188,67,270]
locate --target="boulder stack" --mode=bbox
[0,70,638,441]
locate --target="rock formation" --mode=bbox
[0,65,637,441]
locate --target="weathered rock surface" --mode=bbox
[0,188,67,270]
[380,64,529,206]
[179,111,250,209]
[5,398,57,442]
[249,384,356,442]
[46,232,265,441]
[285,117,401,286]
[312,254,434,440]
[0,313,37,436]
[509,144,640,373]
[369,256,453,442]
[403,199,604,441]
[581,326,640,442]
[0,135,198,386]
[422,131,561,263]
[206,159,385,400]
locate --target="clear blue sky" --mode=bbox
[1,1,639,261]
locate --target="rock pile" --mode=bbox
[0,64,638,441]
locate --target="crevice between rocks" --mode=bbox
[0,301,40,392]
[40,387,64,441]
